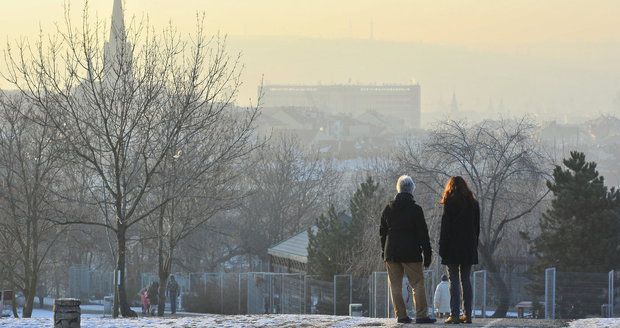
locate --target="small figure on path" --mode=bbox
[147,281,159,316]
[433,275,451,318]
[380,175,436,324]
[439,176,480,324]
[167,275,179,315]
[139,287,149,315]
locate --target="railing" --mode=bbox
[131,268,617,319]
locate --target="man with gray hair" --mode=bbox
[380,175,435,324]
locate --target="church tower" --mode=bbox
[450,92,459,113]
[103,0,129,75]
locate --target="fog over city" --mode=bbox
[0,1,618,327]
[2,1,620,118]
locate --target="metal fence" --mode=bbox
[131,268,618,319]
[68,265,114,300]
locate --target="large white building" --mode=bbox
[261,83,421,129]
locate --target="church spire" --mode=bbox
[110,0,126,44]
[450,92,459,113]
[104,0,129,75]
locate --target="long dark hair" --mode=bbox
[440,176,475,205]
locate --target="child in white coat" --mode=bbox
[434,275,451,318]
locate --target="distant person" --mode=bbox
[139,287,150,315]
[147,281,159,316]
[433,275,451,318]
[167,275,180,315]
[380,175,436,324]
[36,284,45,309]
[439,176,480,324]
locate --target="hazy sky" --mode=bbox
[1,1,619,115]
[1,0,618,51]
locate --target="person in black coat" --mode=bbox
[167,275,180,315]
[380,175,436,324]
[147,281,160,316]
[439,176,480,324]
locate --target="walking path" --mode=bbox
[0,313,603,327]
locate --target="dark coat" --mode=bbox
[167,279,179,297]
[380,193,432,263]
[147,283,159,305]
[439,198,480,265]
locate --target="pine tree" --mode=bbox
[307,205,350,280]
[531,151,620,272]
[349,176,380,238]
[307,176,383,279]
[348,176,383,276]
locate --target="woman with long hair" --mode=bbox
[439,176,480,324]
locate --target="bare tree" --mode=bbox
[398,118,550,317]
[148,104,259,316]
[2,2,254,317]
[0,94,66,318]
[237,134,341,263]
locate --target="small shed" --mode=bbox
[268,227,317,273]
[267,213,352,273]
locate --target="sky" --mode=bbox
[1,0,619,115]
[1,1,619,49]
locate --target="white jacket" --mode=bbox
[434,281,451,313]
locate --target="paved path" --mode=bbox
[3,313,573,328]
[379,318,568,328]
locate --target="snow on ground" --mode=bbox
[0,313,618,327]
[569,318,620,328]
[0,314,387,328]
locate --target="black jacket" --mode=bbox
[380,193,432,263]
[147,284,159,305]
[439,198,480,265]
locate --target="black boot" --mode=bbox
[415,317,437,324]
[397,316,412,323]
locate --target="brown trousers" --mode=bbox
[386,261,428,319]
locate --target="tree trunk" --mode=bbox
[114,227,136,318]
[479,247,510,317]
[22,279,37,318]
[157,273,168,317]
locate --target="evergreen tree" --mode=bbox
[307,176,383,315]
[530,151,620,272]
[348,176,383,276]
[307,176,383,279]
[349,176,381,238]
[307,205,350,280]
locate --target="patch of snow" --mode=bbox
[0,314,388,328]
[569,318,620,328]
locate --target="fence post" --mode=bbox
[472,270,487,318]
[609,270,614,318]
[482,271,487,318]
[545,267,556,320]
[372,272,376,318]
[220,273,224,314]
[349,275,353,310]
[333,275,337,315]
[299,274,303,314]
[303,275,308,314]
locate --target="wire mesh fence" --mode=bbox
[124,268,619,319]
[555,271,609,319]
[68,265,114,300]
[304,275,333,314]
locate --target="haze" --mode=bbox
[1,0,619,118]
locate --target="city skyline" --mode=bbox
[1,0,619,117]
